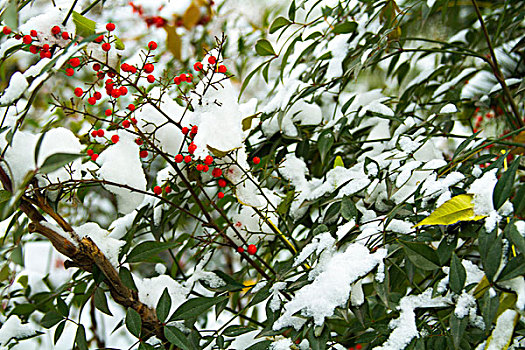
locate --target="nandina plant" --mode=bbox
[0,1,524,350]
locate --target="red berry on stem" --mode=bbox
[102,43,111,51]
[111,89,121,98]
[174,76,181,85]
[164,185,172,193]
[97,71,105,79]
[188,142,197,154]
[88,97,96,105]
[355,345,362,350]
[2,26,11,35]
[44,51,52,58]
[144,63,154,73]
[42,44,49,51]
[184,155,192,163]
[196,164,204,171]
[186,73,193,82]
[208,56,216,65]
[106,22,116,31]
[236,246,244,253]
[22,35,32,44]
[203,165,209,172]
[127,104,135,111]
[51,26,61,35]
[111,135,119,143]
[61,32,69,40]
[218,191,225,199]
[204,155,213,165]
[29,45,38,54]
[218,65,227,73]
[153,185,162,195]
[96,129,105,137]
[105,109,112,116]
[181,127,189,135]
[247,244,257,255]
[179,73,187,81]
[212,168,222,178]
[148,41,157,50]
[119,86,128,95]
[140,150,148,158]
[95,35,104,43]
[135,138,143,145]
[91,130,97,137]
[91,154,99,161]
[30,30,37,37]
[122,120,131,128]
[252,156,260,164]
[65,68,74,76]
[218,179,227,188]
[147,75,155,83]
[191,125,198,134]
[93,91,102,100]
[74,87,83,97]
[175,154,183,163]
[87,149,94,156]
[131,117,137,124]
[69,57,80,67]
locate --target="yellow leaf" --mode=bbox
[183,2,201,29]
[334,156,345,168]
[414,194,486,227]
[206,145,238,158]
[242,114,259,131]
[164,25,181,60]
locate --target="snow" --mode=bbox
[0,72,28,105]
[274,243,386,330]
[454,292,476,318]
[500,277,525,310]
[486,309,518,350]
[75,222,125,267]
[97,135,147,214]
[269,282,287,311]
[184,252,226,289]
[0,316,37,346]
[134,275,189,314]
[468,169,499,231]
[439,103,457,114]
[155,263,167,275]
[109,211,138,239]
[515,221,525,236]
[373,289,450,350]
[271,338,293,350]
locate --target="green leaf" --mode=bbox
[332,21,357,34]
[497,254,525,282]
[341,195,357,221]
[72,11,96,38]
[317,130,334,164]
[512,183,525,217]
[246,340,272,350]
[449,314,467,349]
[41,310,63,328]
[156,288,171,323]
[288,0,296,21]
[54,320,66,345]
[170,295,228,321]
[164,326,193,350]
[449,253,466,293]
[56,297,69,318]
[400,241,440,270]
[481,291,499,327]
[414,194,485,227]
[248,283,271,307]
[39,153,82,174]
[239,61,266,100]
[222,325,257,337]
[504,223,525,257]
[269,16,291,34]
[119,266,137,290]
[0,190,11,204]
[125,308,142,338]
[94,288,112,316]
[75,325,88,350]
[1,0,18,30]
[479,230,502,282]
[126,241,180,263]
[255,39,276,56]
[493,157,520,210]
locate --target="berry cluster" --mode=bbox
[2,25,71,59]
[236,244,257,255]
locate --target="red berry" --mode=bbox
[153,185,162,195]
[148,41,157,50]
[105,109,112,116]
[51,26,61,35]
[30,30,37,37]
[87,149,94,156]
[105,78,113,86]
[111,89,121,98]
[218,179,227,188]
[97,71,105,79]
[102,43,111,51]
[65,68,74,76]
[212,168,222,178]
[203,165,209,172]
[188,142,197,154]
[96,129,105,137]
[175,154,183,163]
[355,345,362,350]
[111,135,119,143]
[191,125,198,134]
[184,155,192,163]
[93,91,102,100]
[121,63,130,72]
[208,56,216,65]
[193,62,203,71]
[91,130,97,137]
[129,65,137,74]
[164,186,172,193]
[218,65,227,73]
[88,97,96,105]
[140,150,148,158]
[122,120,131,128]
[247,244,257,255]
[196,164,204,171]
[174,76,181,85]
[181,127,189,135]
[204,155,213,165]
[61,32,69,40]
[236,246,243,253]
[74,87,83,97]
[69,57,80,67]
[135,138,143,145]
[252,156,260,164]
[2,26,11,35]
[44,51,52,58]
[186,73,193,82]
[95,35,104,43]
[119,86,128,95]
[127,104,135,111]
[29,45,38,54]
[147,75,155,83]
[131,117,137,124]
[91,154,99,161]
[179,73,187,81]
[106,22,116,31]
[22,35,32,44]
[42,44,49,51]
[144,63,154,73]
